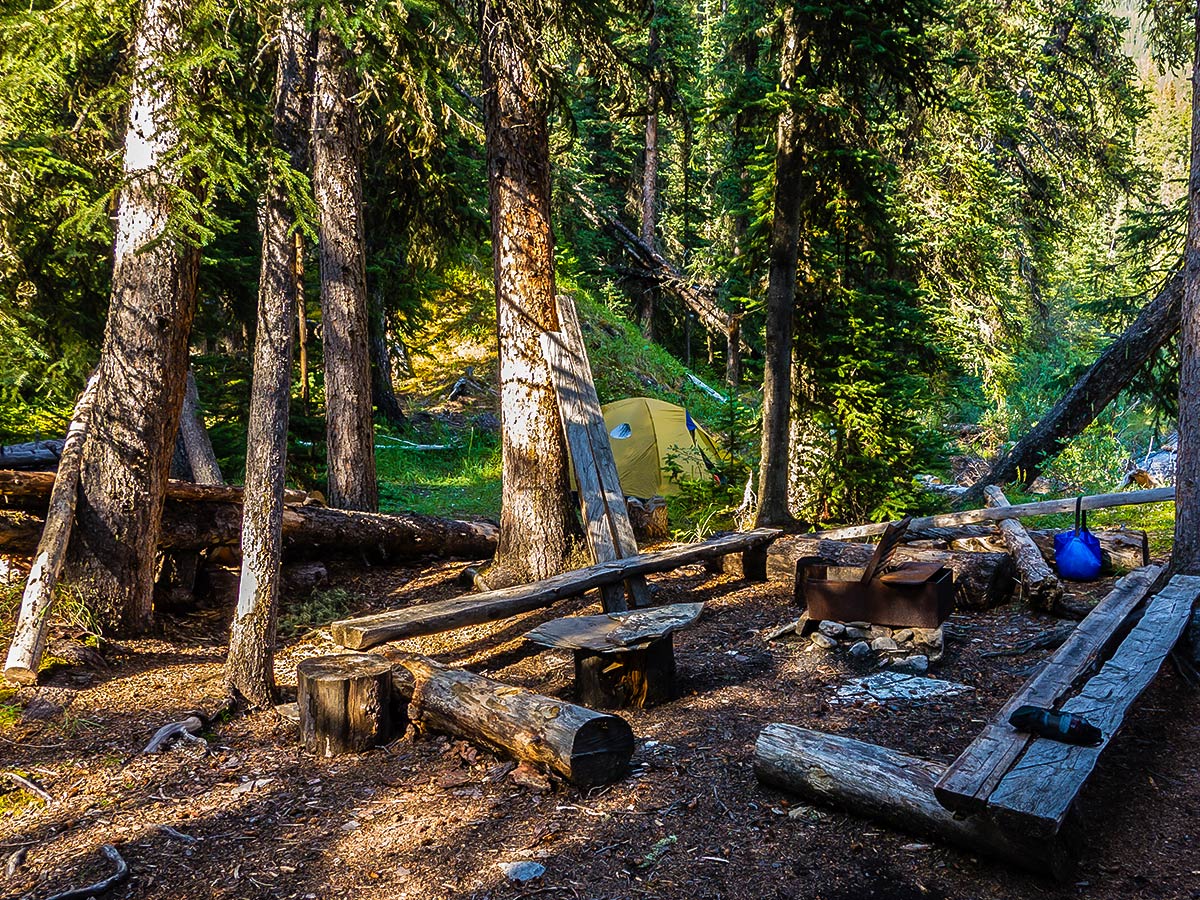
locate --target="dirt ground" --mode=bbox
[2,557,1199,900]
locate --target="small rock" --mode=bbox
[893,629,914,644]
[818,620,846,638]
[847,621,871,629]
[498,861,546,883]
[340,820,361,832]
[810,633,838,650]
[848,641,871,660]
[844,626,868,641]
[870,637,898,652]
[869,625,893,640]
[892,655,929,674]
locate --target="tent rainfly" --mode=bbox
[582,397,723,499]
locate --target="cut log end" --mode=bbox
[2,665,37,685]
[569,714,636,787]
[574,636,676,709]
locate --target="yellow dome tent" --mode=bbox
[586,397,724,498]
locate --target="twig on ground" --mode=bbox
[143,716,204,753]
[3,770,52,803]
[42,844,128,900]
[980,624,1075,658]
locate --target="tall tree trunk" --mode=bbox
[179,370,223,485]
[638,14,660,340]
[64,0,200,633]
[295,231,310,409]
[726,313,742,388]
[312,17,378,512]
[369,288,407,428]
[226,2,313,708]
[1175,15,1200,574]
[481,0,580,586]
[755,9,803,528]
[959,270,1183,507]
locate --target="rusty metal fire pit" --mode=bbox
[798,561,955,629]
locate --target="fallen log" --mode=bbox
[911,524,1149,569]
[0,469,309,509]
[958,269,1183,506]
[754,723,1057,874]
[985,485,1062,611]
[0,476,498,561]
[388,652,634,787]
[813,487,1174,543]
[757,535,1014,609]
[4,376,98,685]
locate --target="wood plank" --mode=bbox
[814,488,1175,542]
[986,574,1199,837]
[524,602,703,651]
[541,295,649,610]
[331,529,781,649]
[754,723,1065,876]
[934,564,1162,814]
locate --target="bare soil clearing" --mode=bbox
[2,560,1198,900]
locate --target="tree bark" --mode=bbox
[1176,13,1200,573]
[756,9,803,528]
[4,376,98,684]
[296,231,310,408]
[64,0,201,634]
[312,16,378,512]
[226,2,313,709]
[369,288,406,427]
[960,270,1183,507]
[480,0,580,586]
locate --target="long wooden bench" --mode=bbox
[755,567,1199,878]
[330,528,781,650]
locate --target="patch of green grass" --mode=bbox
[279,587,361,638]
[0,684,19,732]
[376,428,503,519]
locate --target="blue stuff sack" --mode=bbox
[1054,496,1103,581]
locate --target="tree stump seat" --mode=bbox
[524,602,704,709]
[296,653,395,756]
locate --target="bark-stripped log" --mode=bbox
[984,486,1063,610]
[754,723,1066,875]
[4,376,98,684]
[389,652,634,787]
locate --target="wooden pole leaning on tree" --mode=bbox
[389,652,635,787]
[4,375,99,684]
[983,485,1063,611]
[813,487,1175,543]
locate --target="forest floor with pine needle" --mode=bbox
[2,558,1198,900]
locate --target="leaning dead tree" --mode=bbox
[959,269,1183,506]
[4,377,98,684]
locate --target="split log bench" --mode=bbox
[524,602,704,708]
[330,528,780,650]
[755,567,1200,877]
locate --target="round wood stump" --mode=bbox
[297,653,394,756]
[574,635,675,709]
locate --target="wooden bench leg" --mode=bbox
[742,545,768,581]
[574,635,675,709]
[703,555,727,576]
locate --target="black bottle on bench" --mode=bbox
[1008,705,1103,746]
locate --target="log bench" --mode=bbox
[524,602,703,708]
[755,567,1200,878]
[331,528,779,650]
